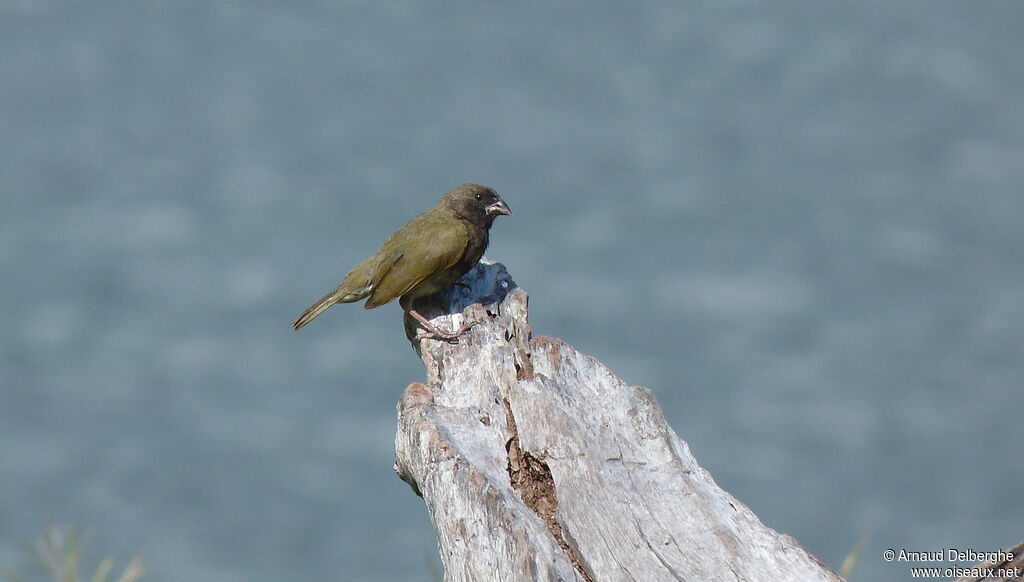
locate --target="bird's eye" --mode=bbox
[475,193,482,200]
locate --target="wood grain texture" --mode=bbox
[394,259,841,582]
[954,540,1024,582]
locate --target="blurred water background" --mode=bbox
[3,2,1023,581]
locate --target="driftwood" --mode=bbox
[394,260,841,582]
[955,540,1024,582]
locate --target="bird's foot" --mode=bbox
[414,319,479,343]
[409,309,478,343]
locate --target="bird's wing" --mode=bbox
[364,218,467,308]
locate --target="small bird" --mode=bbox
[292,183,511,339]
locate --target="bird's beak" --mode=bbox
[486,198,512,216]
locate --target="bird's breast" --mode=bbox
[405,222,489,298]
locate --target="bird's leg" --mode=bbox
[402,295,478,342]
[408,308,477,342]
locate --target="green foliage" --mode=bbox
[839,535,869,580]
[2,525,144,582]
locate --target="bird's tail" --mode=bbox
[293,290,339,330]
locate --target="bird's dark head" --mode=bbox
[442,183,511,227]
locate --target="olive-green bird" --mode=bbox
[292,183,511,339]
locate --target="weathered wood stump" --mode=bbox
[394,260,841,582]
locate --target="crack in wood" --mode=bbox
[503,397,594,582]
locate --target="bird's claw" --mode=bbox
[415,330,460,343]
[414,319,479,343]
